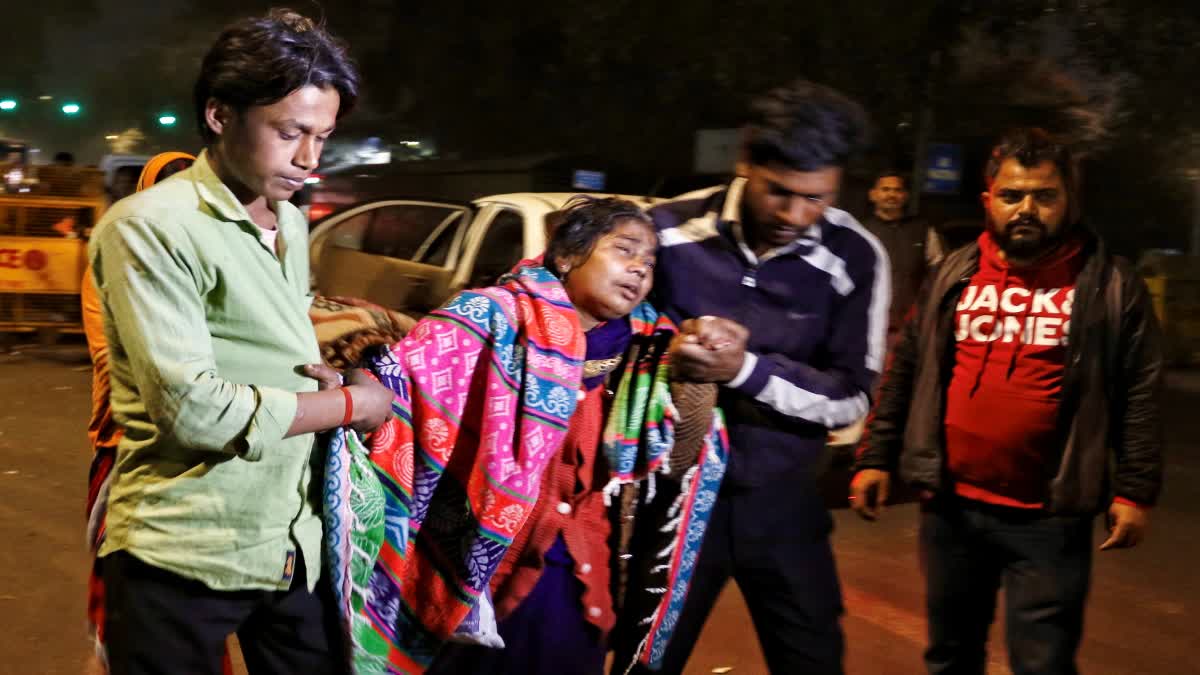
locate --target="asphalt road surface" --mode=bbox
[2,342,1196,674]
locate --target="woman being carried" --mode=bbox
[324,197,730,674]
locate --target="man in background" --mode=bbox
[862,170,944,339]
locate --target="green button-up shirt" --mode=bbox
[89,151,323,591]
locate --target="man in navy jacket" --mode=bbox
[636,80,890,674]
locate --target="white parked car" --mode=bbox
[309,192,660,313]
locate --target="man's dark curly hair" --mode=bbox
[194,8,359,144]
[744,79,871,171]
[985,127,1076,188]
[544,196,654,277]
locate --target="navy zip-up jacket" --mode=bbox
[650,179,891,487]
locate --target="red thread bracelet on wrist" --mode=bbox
[341,387,354,427]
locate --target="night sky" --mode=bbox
[3,0,1198,254]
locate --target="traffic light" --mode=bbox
[158,114,177,126]
[61,103,81,115]
[0,99,16,111]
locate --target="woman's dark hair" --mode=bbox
[544,196,654,277]
[744,79,870,171]
[194,8,359,144]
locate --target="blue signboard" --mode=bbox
[572,169,607,191]
[922,143,962,194]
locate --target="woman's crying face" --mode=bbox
[562,218,657,329]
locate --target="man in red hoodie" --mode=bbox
[851,128,1163,674]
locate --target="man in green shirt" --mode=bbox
[88,10,394,674]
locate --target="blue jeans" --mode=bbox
[921,498,1093,675]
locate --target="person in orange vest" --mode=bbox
[82,152,205,675]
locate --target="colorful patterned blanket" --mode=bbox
[604,312,730,673]
[324,264,586,673]
[309,295,418,369]
[325,265,729,674]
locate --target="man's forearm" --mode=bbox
[724,350,869,428]
[287,385,375,437]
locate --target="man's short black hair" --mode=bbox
[873,169,909,190]
[194,8,359,144]
[985,127,1076,187]
[544,196,654,277]
[743,80,870,172]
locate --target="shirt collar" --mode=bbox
[191,150,295,254]
[192,150,295,229]
[722,176,823,265]
[191,150,258,224]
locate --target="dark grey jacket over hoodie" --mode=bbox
[855,231,1164,513]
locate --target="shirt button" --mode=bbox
[580,563,593,574]
[588,606,602,618]
[556,502,572,515]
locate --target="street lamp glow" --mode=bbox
[105,135,119,141]
[158,115,177,126]
[38,95,52,101]
[61,103,81,115]
[0,99,16,111]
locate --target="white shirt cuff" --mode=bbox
[725,351,758,388]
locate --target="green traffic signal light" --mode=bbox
[158,115,177,126]
[62,103,81,115]
[0,99,16,111]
